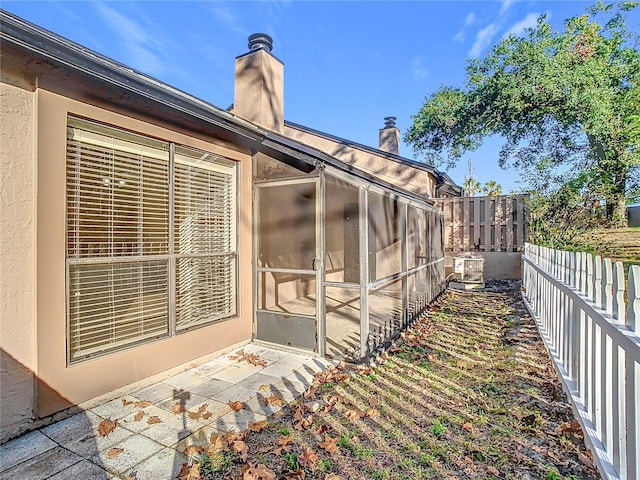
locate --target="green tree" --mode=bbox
[406,1,639,227]
[462,177,482,196]
[483,181,503,196]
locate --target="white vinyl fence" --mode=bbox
[522,243,640,480]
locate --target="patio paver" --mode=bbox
[0,430,57,472]
[0,344,335,479]
[47,460,112,480]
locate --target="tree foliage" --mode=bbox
[406,1,640,226]
[462,177,482,196]
[483,180,503,196]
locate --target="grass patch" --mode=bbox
[192,284,600,480]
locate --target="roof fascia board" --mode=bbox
[261,135,441,214]
[0,10,266,142]
[284,119,435,173]
[285,120,462,192]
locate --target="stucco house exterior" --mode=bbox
[0,13,461,442]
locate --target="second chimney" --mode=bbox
[379,117,400,155]
[234,33,284,133]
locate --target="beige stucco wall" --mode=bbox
[282,124,437,199]
[234,50,284,133]
[0,82,37,442]
[444,252,522,280]
[34,89,253,418]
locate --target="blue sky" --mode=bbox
[4,1,638,192]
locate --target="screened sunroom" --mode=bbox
[253,139,446,362]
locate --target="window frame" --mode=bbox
[65,115,239,365]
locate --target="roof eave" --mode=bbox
[0,9,266,143]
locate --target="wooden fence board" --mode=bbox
[435,194,529,253]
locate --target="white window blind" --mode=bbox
[66,117,238,363]
[68,261,170,360]
[67,118,170,257]
[174,147,237,331]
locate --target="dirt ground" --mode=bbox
[182,282,600,480]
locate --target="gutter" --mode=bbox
[0,9,267,143]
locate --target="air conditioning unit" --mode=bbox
[453,254,484,284]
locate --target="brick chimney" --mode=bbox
[233,33,284,133]
[379,117,400,155]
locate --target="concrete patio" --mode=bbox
[0,344,335,479]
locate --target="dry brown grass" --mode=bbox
[192,285,600,480]
[572,227,640,272]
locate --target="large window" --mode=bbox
[66,117,237,363]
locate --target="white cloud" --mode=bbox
[207,3,247,36]
[453,12,477,43]
[411,56,430,80]
[95,3,166,75]
[468,23,499,57]
[465,12,477,26]
[503,12,540,38]
[499,0,516,16]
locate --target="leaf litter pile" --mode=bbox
[144,283,601,479]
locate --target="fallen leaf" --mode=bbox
[107,447,124,459]
[271,445,292,456]
[176,462,201,480]
[171,404,186,414]
[487,466,499,476]
[455,360,475,369]
[303,386,316,399]
[462,422,474,433]
[578,451,594,468]
[364,408,380,418]
[279,433,295,446]
[134,400,153,408]
[318,435,338,453]
[230,350,268,368]
[283,469,305,480]
[368,397,379,407]
[241,463,276,480]
[317,424,333,434]
[228,400,245,412]
[249,420,268,432]
[294,414,313,430]
[324,475,344,480]
[223,431,247,442]
[133,411,145,422]
[299,446,318,467]
[233,440,249,461]
[122,399,134,407]
[262,394,284,407]
[207,435,228,455]
[188,409,204,420]
[344,409,361,420]
[556,420,583,438]
[97,419,118,437]
[147,416,162,425]
[322,402,334,414]
[182,445,204,457]
[304,400,325,413]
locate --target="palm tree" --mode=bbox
[462,177,482,196]
[483,181,502,196]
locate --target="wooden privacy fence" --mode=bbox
[522,243,640,480]
[434,194,528,253]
